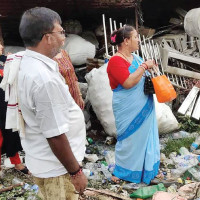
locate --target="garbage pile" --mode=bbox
[78,129,200,199]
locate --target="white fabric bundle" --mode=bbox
[64,34,96,65]
[0,51,25,136]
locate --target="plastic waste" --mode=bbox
[123,183,147,190]
[188,167,200,181]
[169,151,199,177]
[179,147,190,156]
[105,151,115,166]
[167,184,177,193]
[177,178,183,184]
[31,184,39,193]
[172,131,190,139]
[84,154,99,162]
[101,164,112,181]
[87,137,94,144]
[108,164,115,173]
[23,183,32,190]
[27,196,36,200]
[83,169,94,178]
[12,177,24,185]
[130,183,166,198]
[190,135,200,152]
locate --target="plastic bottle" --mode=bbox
[130,183,166,198]
[188,167,200,181]
[190,136,200,152]
[12,177,24,185]
[179,147,190,156]
[101,164,112,181]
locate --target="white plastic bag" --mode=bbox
[184,8,200,37]
[64,34,95,65]
[85,63,117,137]
[154,95,179,134]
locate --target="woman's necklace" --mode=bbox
[118,51,133,64]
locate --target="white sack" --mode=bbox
[154,95,179,134]
[85,63,117,137]
[184,8,200,37]
[64,34,95,65]
[81,31,99,49]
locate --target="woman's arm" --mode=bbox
[122,60,155,89]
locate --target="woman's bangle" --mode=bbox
[139,65,146,72]
[79,93,82,96]
[142,63,149,69]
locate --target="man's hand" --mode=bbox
[71,172,88,194]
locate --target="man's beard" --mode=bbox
[50,46,62,58]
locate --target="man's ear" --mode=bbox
[43,34,51,45]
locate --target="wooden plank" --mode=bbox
[185,95,198,117]
[192,93,200,120]
[165,66,200,80]
[178,86,200,115]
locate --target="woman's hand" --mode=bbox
[143,59,155,69]
[77,97,85,110]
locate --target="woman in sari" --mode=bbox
[54,49,84,110]
[107,25,160,185]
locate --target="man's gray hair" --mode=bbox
[19,7,62,47]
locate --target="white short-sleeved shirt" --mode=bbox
[18,49,86,178]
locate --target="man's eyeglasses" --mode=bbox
[47,30,66,36]
[41,29,66,39]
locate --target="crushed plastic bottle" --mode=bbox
[167,184,177,193]
[190,136,200,152]
[188,167,200,181]
[172,131,190,139]
[12,177,24,185]
[179,147,190,156]
[122,183,147,190]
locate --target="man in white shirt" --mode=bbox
[18,7,87,200]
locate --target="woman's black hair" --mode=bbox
[110,25,135,46]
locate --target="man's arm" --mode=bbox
[47,133,87,194]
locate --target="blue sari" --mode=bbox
[112,53,160,184]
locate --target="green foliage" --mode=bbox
[176,114,200,133]
[161,137,195,157]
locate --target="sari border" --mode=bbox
[117,95,153,141]
[113,160,160,184]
